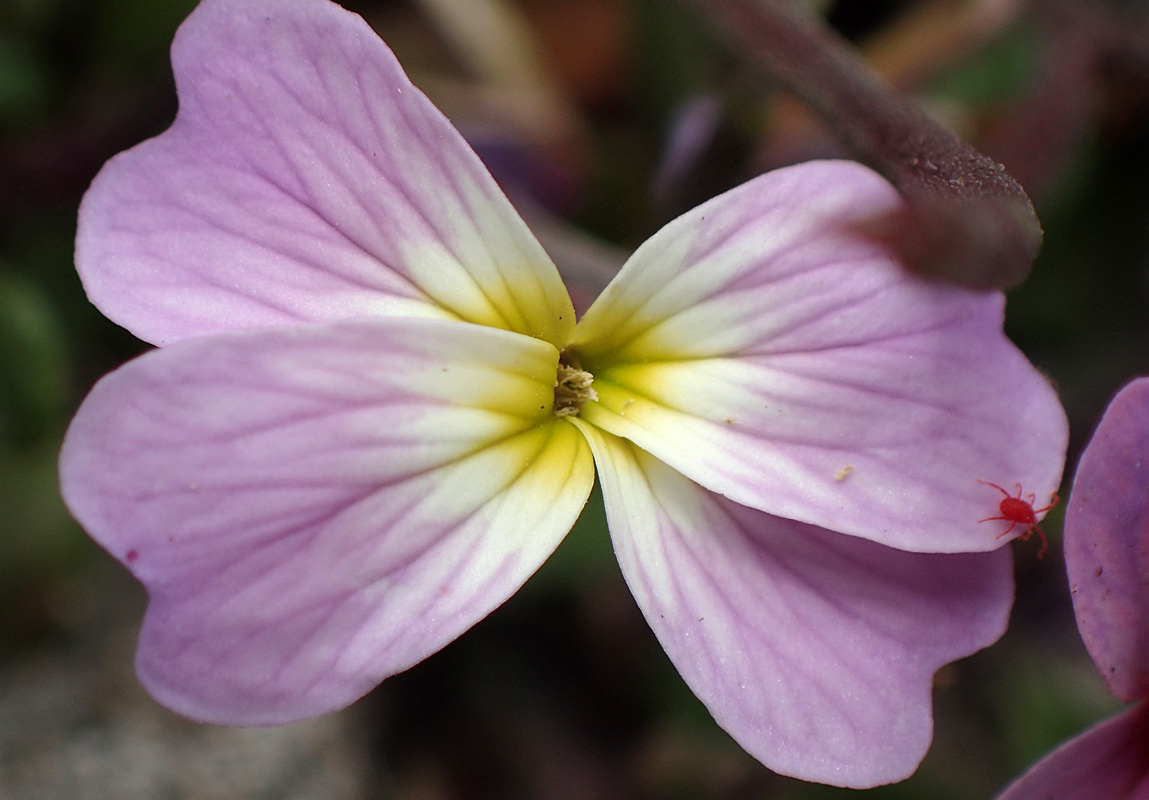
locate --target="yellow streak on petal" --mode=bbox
[398,225,575,348]
[492,418,594,510]
[433,417,594,551]
[394,331,561,425]
[578,376,691,449]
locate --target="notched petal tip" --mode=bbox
[77,0,574,346]
[577,423,1013,788]
[60,317,594,724]
[573,159,1066,554]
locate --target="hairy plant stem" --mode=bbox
[683,0,1044,289]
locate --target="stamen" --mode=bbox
[553,360,597,417]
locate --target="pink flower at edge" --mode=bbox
[997,378,1149,800]
[59,0,1068,788]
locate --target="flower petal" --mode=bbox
[75,0,575,347]
[572,160,1066,553]
[1065,377,1149,702]
[59,318,593,724]
[995,703,1149,800]
[573,421,1013,788]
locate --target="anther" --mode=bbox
[553,359,597,417]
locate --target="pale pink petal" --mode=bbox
[573,160,1066,553]
[59,318,593,724]
[995,703,1149,800]
[76,0,574,347]
[1065,377,1149,702]
[573,421,1013,788]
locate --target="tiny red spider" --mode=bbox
[978,480,1058,558]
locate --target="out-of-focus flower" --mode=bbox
[60,0,1067,788]
[997,378,1149,800]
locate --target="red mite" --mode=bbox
[978,480,1058,558]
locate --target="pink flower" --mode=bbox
[60,0,1067,788]
[997,378,1149,800]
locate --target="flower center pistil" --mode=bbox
[553,354,597,418]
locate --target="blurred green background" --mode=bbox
[1,0,1147,797]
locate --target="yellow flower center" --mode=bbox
[553,354,597,417]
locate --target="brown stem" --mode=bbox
[684,0,1044,290]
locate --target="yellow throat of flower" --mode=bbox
[553,358,597,417]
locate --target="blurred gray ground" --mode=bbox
[0,566,374,800]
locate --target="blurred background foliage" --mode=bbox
[1,0,1147,797]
